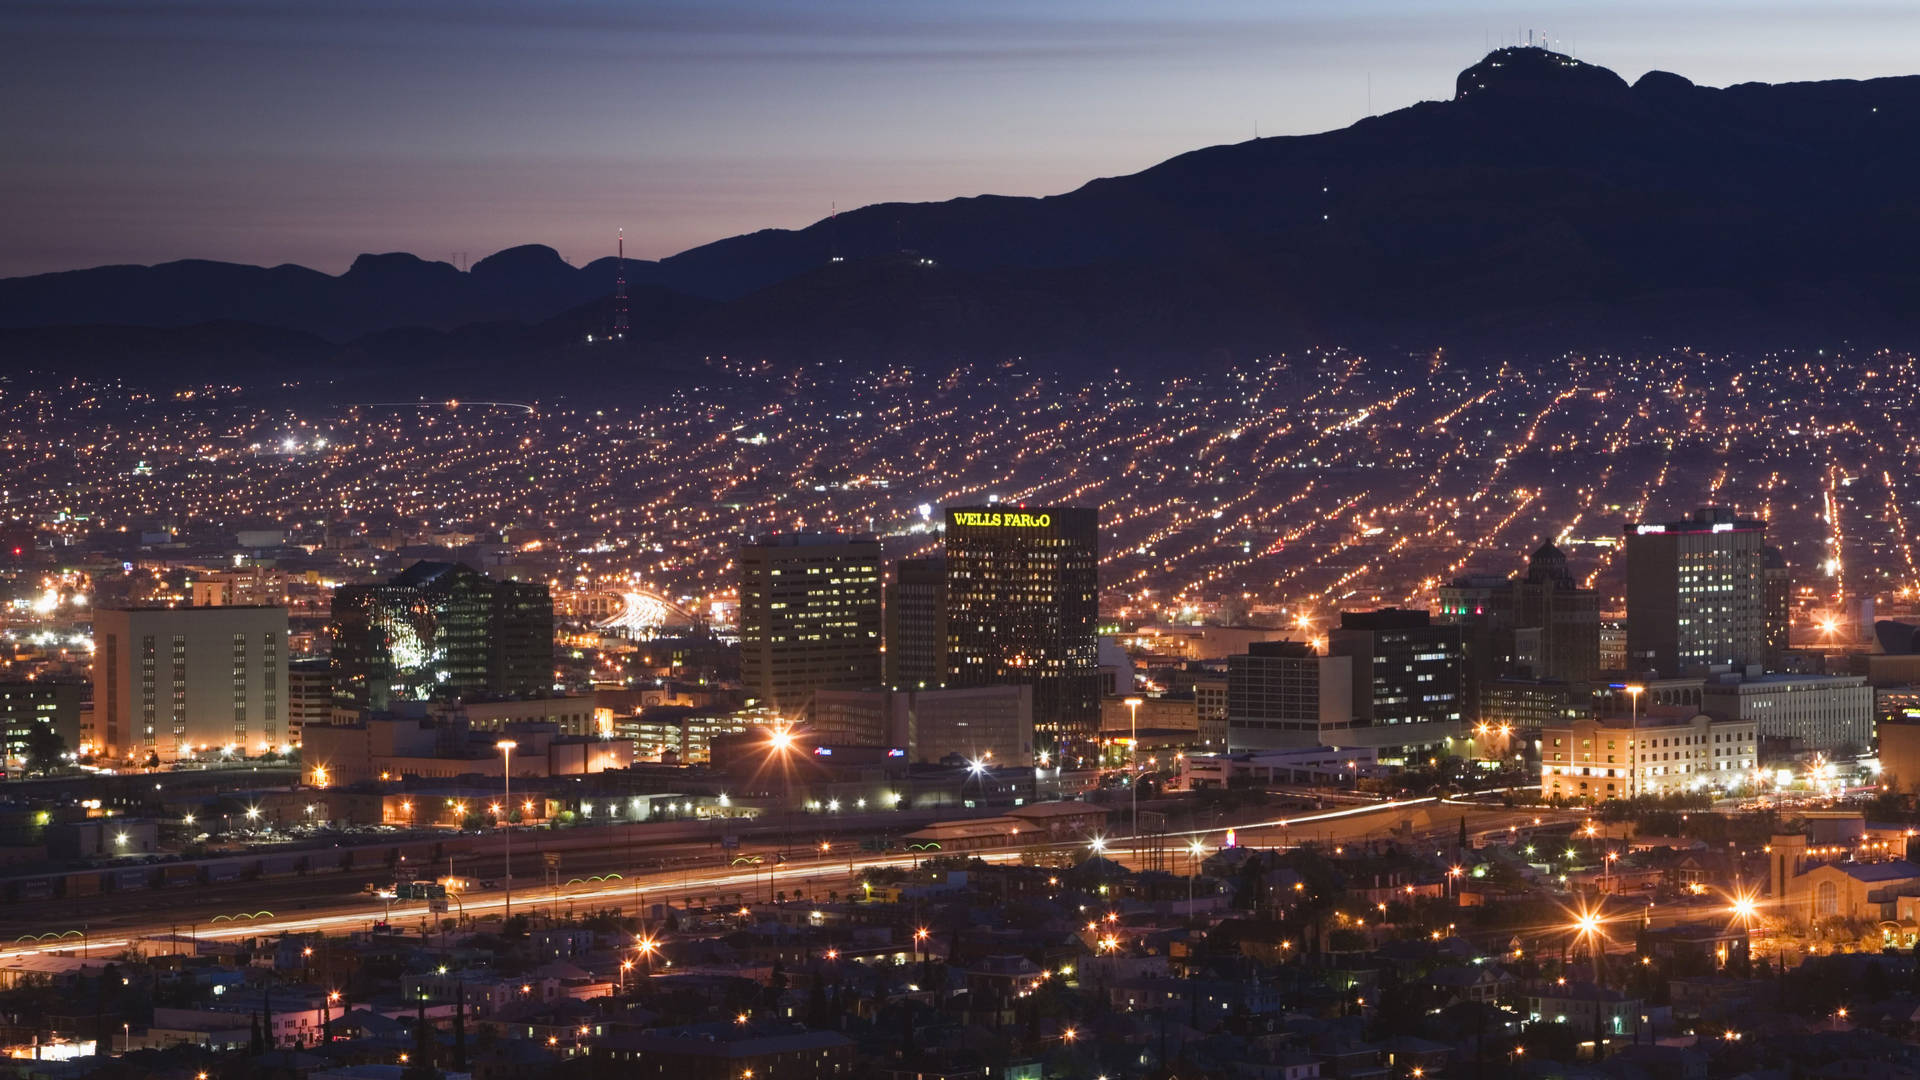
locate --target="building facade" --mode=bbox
[1625,507,1767,676]
[944,506,1100,751]
[884,555,947,690]
[92,605,289,761]
[286,657,331,746]
[737,534,883,717]
[1438,540,1600,707]
[0,681,82,768]
[808,683,1034,765]
[1330,609,1466,739]
[329,561,553,711]
[1194,675,1228,751]
[1701,672,1874,754]
[1541,710,1757,802]
[1225,642,1353,752]
[1764,546,1791,668]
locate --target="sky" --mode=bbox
[5,0,1920,278]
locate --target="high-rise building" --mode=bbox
[0,681,82,767]
[1764,546,1791,668]
[286,657,332,745]
[1194,674,1229,751]
[1625,507,1767,676]
[329,562,552,712]
[944,506,1100,751]
[1225,641,1353,751]
[93,605,289,761]
[1330,609,1466,733]
[737,534,882,717]
[884,556,946,689]
[1438,540,1599,722]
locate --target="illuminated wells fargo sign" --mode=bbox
[949,510,1052,528]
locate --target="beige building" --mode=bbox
[1100,693,1199,735]
[1541,708,1757,802]
[1770,833,1920,925]
[92,605,289,761]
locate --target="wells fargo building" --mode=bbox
[944,506,1100,753]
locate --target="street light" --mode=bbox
[1123,697,1144,849]
[1186,839,1206,917]
[497,740,517,918]
[1624,685,1645,800]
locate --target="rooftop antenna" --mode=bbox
[612,229,629,341]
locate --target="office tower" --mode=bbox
[1625,507,1767,675]
[93,605,289,761]
[1330,608,1466,739]
[286,657,332,744]
[1439,540,1600,720]
[1764,546,1791,667]
[1225,641,1353,751]
[884,556,947,689]
[944,506,1100,752]
[737,534,883,717]
[0,681,82,767]
[329,562,553,711]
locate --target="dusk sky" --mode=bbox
[6,0,1919,278]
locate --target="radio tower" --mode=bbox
[612,228,630,341]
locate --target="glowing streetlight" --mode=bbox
[497,739,517,918]
[1123,696,1144,844]
[1624,684,1645,798]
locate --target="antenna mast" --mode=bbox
[612,229,629,340]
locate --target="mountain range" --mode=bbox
[7,46,1920,387]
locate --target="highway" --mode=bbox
[0,798,1583,961]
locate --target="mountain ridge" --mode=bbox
[6,47,1920,373]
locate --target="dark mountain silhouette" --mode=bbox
[6,47,1920,377]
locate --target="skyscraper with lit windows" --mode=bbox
[1625,507,1767,676]
[738,534,883,717]
[944,506,1099,752]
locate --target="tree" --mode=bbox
[20,726,65,775]
[403,996,439,1080]
[451,982,467,1070]
[1458,815,1469,850]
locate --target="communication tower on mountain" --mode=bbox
[612,229,629,340]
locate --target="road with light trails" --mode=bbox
[0,798,1584,961]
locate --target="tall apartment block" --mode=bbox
[737,534,883,717]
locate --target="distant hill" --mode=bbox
[7,47,1920,376]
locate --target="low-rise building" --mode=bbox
[1702,672,1874,754]
[1526,982,1640,1038]
[590,1024,856,1080]
[1541,709,1756,802]
[302,714,631,785]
